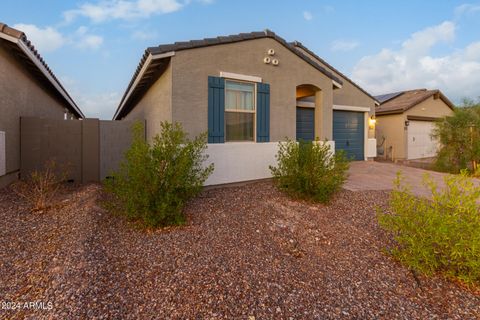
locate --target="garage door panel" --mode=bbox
[333,111,364,161]
[296,107,314,141]
[407,121,439,159]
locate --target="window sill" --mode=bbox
[224,141,257,144]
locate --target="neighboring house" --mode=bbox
[0,23,84,188]
[113,30,377,185]
[375,89,454,161]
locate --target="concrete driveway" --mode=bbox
[344,161,458,198]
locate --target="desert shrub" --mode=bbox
[433,100,480,174]
[269,139,349,203]
[13,159,66,212]
[378,171,480,286]
[104,121,214,228]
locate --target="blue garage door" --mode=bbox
[296,107,314,141]
[333,110,364,161]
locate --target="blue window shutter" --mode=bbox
[256,82,270,142]
[208,76,225,143]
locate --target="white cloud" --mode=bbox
[137,0,183,14]
[12,23,103,52]
[303,11,313,21]
[131,30,157,40]
[465,41,480,60]
[61,75,120,119]
[64,0,184,23]
[76,91,121,119]
[13,23,65,53]
[454,3,480,17]
[402,21,455,55]
[74,26,104,49]
[352,21,480,102]
[331,39,359,52]
[78,34,104,49]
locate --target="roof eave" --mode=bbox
[17,40,84,118]
[0,25,84,118]
[438,91,455,110]
[114,30,348,120]
[113,51,175,120]
[291,41,379,105]
[375,109,404,116]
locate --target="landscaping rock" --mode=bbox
[0,182,478,319]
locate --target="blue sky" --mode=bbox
[2,0,480,119]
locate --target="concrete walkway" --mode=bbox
[345,161,460,198]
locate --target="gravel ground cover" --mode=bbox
[0,182,479,319]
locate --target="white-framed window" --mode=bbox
[225,80,256,142]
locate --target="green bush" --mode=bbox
[378,171,480,286]
[104,121,214,227]
[269,139,349,203]
[433,100,480,174]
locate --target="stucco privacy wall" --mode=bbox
[171,37,334,141]
[0,44,66,188]
[21,117,83,182]
[100,120,138,179]
[205,142,278,185]
[20,117,136,183]
[204,140,336,185]
[124,63,172,142]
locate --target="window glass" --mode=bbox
[225,81,254,111]
[225,112,254,141]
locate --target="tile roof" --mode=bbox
[114,30,345,119]
[375,89,455,115]
[0,23,84,118]
[374,91,403,104]
[147,30,342,84]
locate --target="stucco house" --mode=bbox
[375,89,454,161]
[0,23,84,187]
[113,30,377,185]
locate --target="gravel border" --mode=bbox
[0,182,479,319]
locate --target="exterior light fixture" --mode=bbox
[369,115,376,128]
[405,120,410,127]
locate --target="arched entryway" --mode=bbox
[296,84,321,141]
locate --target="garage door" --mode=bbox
[296,107,314,141]
[333,110,364,161]
[407,121,439,159]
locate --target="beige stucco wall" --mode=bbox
[297,47,375,107]
[294,46,377,140]
[170,37,334,141]
[405,95,453,118]
[375,114,406,160]
[376,95,453,160]
[124,62,172,141]
[0,43,67,187]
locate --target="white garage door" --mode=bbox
[407,121,439,160]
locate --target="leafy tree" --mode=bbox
[432,99,480,174]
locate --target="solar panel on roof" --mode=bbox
[374,91,404,104]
